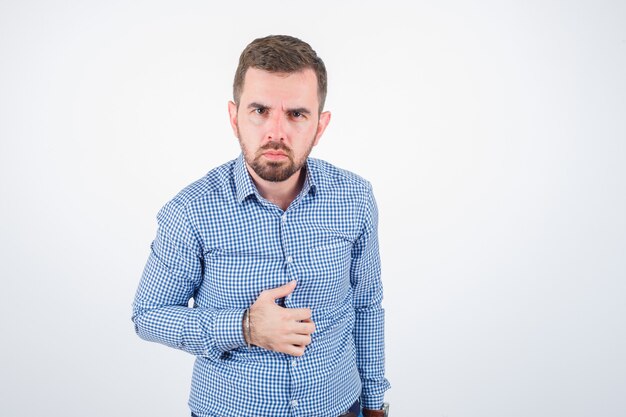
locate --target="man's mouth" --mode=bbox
[262,150,289,160]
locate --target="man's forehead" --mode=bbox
[239,68,319,105]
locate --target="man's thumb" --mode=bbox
[265,280,297,300]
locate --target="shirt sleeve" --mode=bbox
[351,185,391,409]
[132,199,246,358]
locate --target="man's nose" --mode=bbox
[265,112,286,142]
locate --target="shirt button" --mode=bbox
[281,214,287,222]
[290,399,298,407]
[292,360,297,367]
[286,256,293,263]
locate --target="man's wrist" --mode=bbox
[242,308,253,347]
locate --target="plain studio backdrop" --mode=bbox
[1,1,625,416]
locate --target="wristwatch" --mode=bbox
[362,403,389,417]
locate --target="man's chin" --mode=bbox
[258,171,295,182]
[253,165,298,182]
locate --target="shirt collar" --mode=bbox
[234,154,257,203]
[302,161,318,196]
[234,153,318,204]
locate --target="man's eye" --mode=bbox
[291,111,302,118]
[255,108,267,115]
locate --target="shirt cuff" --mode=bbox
[360,394,384,410]
[207,308,247,352]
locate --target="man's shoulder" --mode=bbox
[308,158,373,193]
[169,159,236,207]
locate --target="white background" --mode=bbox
[1,1,625,416]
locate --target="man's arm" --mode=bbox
[132,199,246,359]
[351,186,390,410]
[132,199,315,358]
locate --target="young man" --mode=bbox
[132,35,390,417]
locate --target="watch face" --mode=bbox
[383,403,389,416]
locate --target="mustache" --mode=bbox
[259,142,292,154]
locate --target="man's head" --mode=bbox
[233,35,327,114]
[228,35,331,185]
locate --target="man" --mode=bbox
[132,35,390,417]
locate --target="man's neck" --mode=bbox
[248,167,306,211]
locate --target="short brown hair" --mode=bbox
[233,35,327,113]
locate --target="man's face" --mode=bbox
[228,68,331,182]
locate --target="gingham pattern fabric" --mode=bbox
[132,154,390,417]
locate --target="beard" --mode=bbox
[240,138,315,183]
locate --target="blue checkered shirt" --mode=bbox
[132,154,390,417]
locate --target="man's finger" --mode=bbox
[285,307,312,322]
[283,344,306,357]
[292,320,316,335]
[290,334,312,346]
[261,280,297,300]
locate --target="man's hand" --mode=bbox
[247,280,315,356]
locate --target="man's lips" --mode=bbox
[262,151,289,160]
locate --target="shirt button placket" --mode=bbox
[280,213,287,258]
[281,212,297,303]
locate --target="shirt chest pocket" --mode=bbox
[293,239,353,309]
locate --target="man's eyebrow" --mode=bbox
[246,103,312,115]
[286,107,312,115]
[247,102,270,110]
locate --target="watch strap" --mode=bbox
[362,409,385,417]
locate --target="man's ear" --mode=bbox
[313,111,331,146]
[228,101,239,137]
